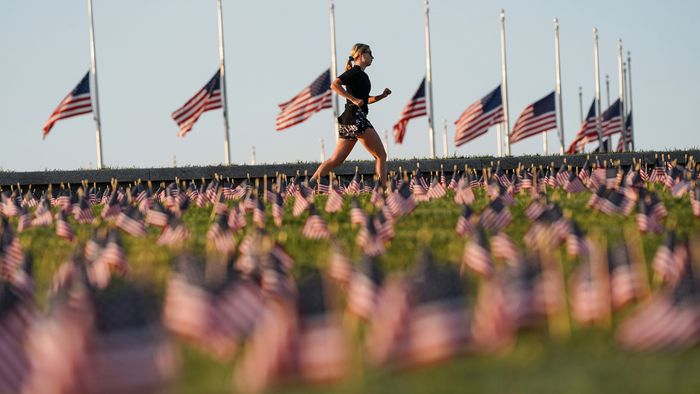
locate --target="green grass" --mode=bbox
[10,186,700,394]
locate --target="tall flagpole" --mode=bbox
[329,0,340,143]
[496,123,502,157]
[424,0,436,159]
[553,18,564,154]
[87,0,104,169]
[500,9,511,156]
[622,62,628,151]
[442,119,448,158]
[605,74,610,108]
[217,0,231,165]
[383,129,390,161]
[617,38,626,152]
[593,28,604,151]
[578,86,583,123]
[627,51,635,151]
[320,138,326,162]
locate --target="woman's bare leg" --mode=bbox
[357,128,387,184]
[311,138,357,181]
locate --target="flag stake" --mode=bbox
[87,0,104,169]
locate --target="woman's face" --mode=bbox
[356,48,373,67]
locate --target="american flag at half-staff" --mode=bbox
[601,99,624,137]
[567,100,597,154]
[509,91,557,144]
[172,70,223,137]
[275,69,333,131]
[393,78,427,144]
[454,85,504,147]
[42,72,93,138]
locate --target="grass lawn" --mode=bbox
[10,185,700,393]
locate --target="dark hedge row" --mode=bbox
[1,150,698,188]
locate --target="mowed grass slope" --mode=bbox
[11,185,700,394]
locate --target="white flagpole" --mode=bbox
[578,86,583,124]
[500,9,512,156]
[320,138,326,162]
[251,146,256,165]
[424,0,436,159]
[593,28,604,151]
[627,51,635,151]
[605,74,610,108]
[383,129,390,161]
[87,0,104,169]
[329,0,340,143]
[617,38,626,152]
[622,61,628,151]
[442,119,448,157]
[553,18,564,154]
[496,123,502,157]
[217,0,231,165]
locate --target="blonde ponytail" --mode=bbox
[345,43,370,71]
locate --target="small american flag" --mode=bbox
[172,70,223,137]
[324,187,344,213]
[616,268,700,352]
[115,206,147,237]
[652,231,685,285]
[479,198,512,232]
[454,85,504,147]
[302,205,330,240]
[54,210,74,242]
[356,217,385,257]
[462,227,493,277]
[145,201,171,228]
[42,72,93,138]
[608,245,641,310]
[455,205,475,237]
[328,243,353,286]
[509,91,557,144]
[207,214,236,253]
[0,283,36,393]
[275,69,332,131]
[490,232,521,264]
[157,216,190,246]
[348,256,384,320]
[252,198,266,229]
[570,261,607,325]
[393,78,427,144]
[349,198,366,226]
[292,187,312,217]
[72,196,95,224]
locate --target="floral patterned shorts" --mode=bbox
[338,110,373,141]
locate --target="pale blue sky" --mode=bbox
[1,0,697,171]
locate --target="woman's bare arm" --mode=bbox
[331,78,364,107]
[368,88,392,104]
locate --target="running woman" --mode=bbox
[310,43,391,186]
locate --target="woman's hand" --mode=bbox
[381,88,392,98]
[351,97,365,108]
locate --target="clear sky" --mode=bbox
[1,0,698,171]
